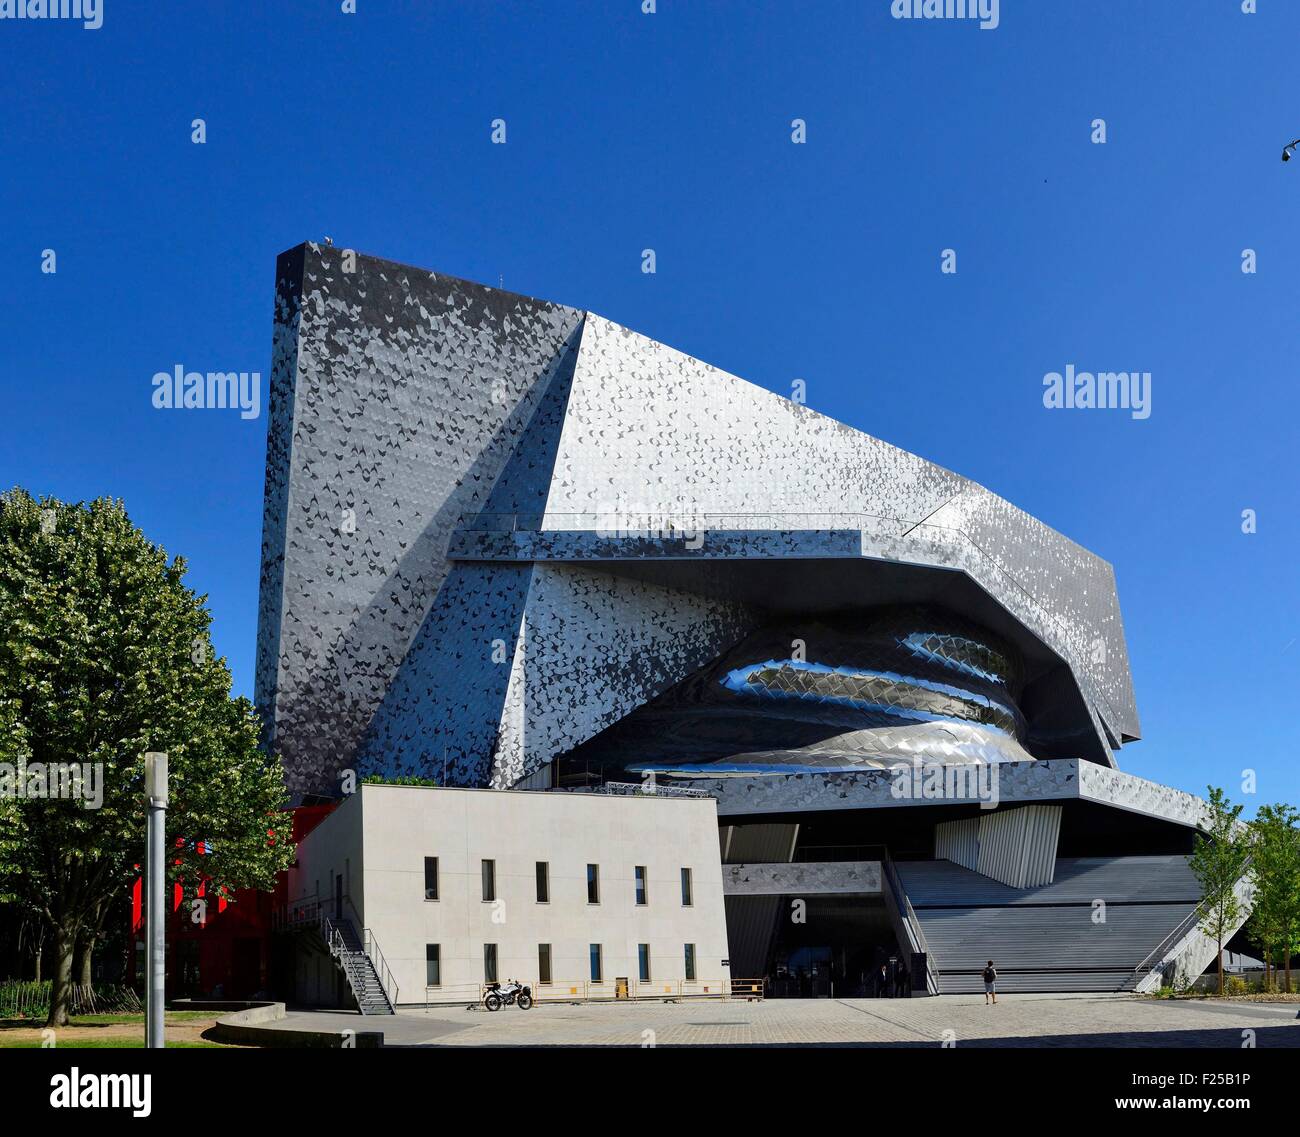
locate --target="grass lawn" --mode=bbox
[0,1010,244,1048]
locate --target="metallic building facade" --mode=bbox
[256,244,1140,801]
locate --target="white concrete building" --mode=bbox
[289,783,732,1007]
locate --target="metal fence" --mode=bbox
[422,977,763,1009]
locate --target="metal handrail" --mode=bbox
[881,854,941,994]
[423,978,758,1008]
[278,891,398,1009]
[363,928,399,1009]
[1132,856,1254,979]
[321,915,363,991]
[450,509,1128,732]
[316,910,393,1011]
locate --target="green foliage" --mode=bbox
[360,774,439,788]
[1188,786,1252,996]
[0,489,295,1022]
[0,979,142,1019]
[1248,803,1300,991]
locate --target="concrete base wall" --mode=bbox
[291,784,733,1003]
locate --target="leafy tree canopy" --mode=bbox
[0,489,294,1020]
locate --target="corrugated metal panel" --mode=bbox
[724,823,799,864]
[1020,805,1061,887]
[976,807,1025,886]
[974,805,1061,888]
[934,816,980,869]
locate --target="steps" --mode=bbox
[323,917,395,1015]
[895,856,1202,994]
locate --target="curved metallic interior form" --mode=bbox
[555,607,1037,779]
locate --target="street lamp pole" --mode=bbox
[144,752,168,1049]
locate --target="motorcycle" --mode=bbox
[483,979,533,1011]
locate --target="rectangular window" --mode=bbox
[680,867,693,907]
[536,861,549,903]
[425,944,441,987]
[589,943,603,983]
[484,943,498,984]
[538,944,552,985]
[481,859,495,903]
[638,943,651,983]
[684,943,696,982]
[634,865,648,906]
[424,857,439,901]
[586,863,600,904]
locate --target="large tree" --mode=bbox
[0,489,294,1027]
[1249,803,1300,993]
[1188,786,1252,996]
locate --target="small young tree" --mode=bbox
[1189,786,1252,996]
[0,490,295,1027]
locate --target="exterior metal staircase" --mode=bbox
[322,916,397,1015]
[276,894,398,1015]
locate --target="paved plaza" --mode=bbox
[271,994,1300,1048]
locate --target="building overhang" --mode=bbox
[695,759,1209,833]
[450,527,1130,767]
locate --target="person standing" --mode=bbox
[982,960,997,1005]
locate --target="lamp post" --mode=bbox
[1282,139,1300,162]
[144,752,168,1048]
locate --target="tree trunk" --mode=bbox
[77,932,94,989]
[33,945,41,984]
[1216,942,1224,996]
[45,920,80,1029]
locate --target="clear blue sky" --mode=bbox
[2,1,1296,811]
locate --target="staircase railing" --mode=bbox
[364,928,399,1009]
[1131,856,1254,987]
[319,913,392,1012]
[881,854,941,995]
